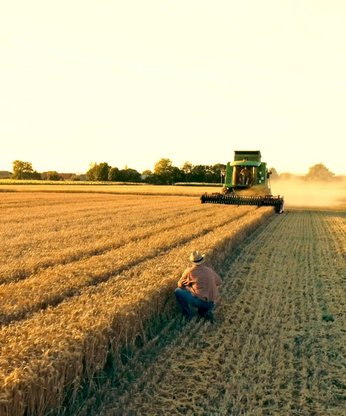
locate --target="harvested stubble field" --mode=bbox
[0,190,345,416]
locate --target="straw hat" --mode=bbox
[189,251,205,265]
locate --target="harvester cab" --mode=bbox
[201,150,284,213]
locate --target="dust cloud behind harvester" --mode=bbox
[271,178,346,208]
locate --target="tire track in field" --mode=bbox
[98,209,345,416]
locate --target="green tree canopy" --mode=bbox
[12,160,41,179]
[189,165,207,182]
[117,168,142,182]
[86,162,110,181]
[143,173,161,184]
[181,161,193,181]
[151,159,227,184]
[142,169,152,176]
[45,171,61,181]
[171,166,185,183]
[206,163,227,183]
[154,158,174,184]
[108,167,120,181]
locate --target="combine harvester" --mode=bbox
[201,150,284,213]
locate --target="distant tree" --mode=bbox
[179,162,226,183]
[108,167,120,181]
[117,168,142,182]
[108,166,142,182]
[204,165,214,182]
[190,165,207,182]
[46,171,61,181]
[31,170,42,180]
[12,160,41,179]
[154,158,174,184]
[142,169,164,184]
[143,173,161,184]
[13,160,33,179]
[181,161,193,174]
[181,161,193,181]
[86,162,110,181]
[86,163,97,181]
[98,162,111,181]
[142,169,152,177]
[206,163,227,183]
[305,163,335,181]
[171,166,184,183]
[141,169,152,182]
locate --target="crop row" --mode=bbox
[0,198,206,283]
[0,205,250,323]
[0,201,274,415]
[0,183,219,196]
[0,192,190,222]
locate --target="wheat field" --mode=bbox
[0,191,274,416]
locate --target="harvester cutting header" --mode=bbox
[201,150,284,213]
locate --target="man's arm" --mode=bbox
[178,269,190,288]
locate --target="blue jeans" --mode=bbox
[175,287,214,319]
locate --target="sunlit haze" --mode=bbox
[1,1,346,175]
[271,178,346,207]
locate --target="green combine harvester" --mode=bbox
[201,150,284,213]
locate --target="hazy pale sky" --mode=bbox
[1,0,345,174]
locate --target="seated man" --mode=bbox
[175,251,222,322]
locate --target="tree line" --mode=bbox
[86,159,228,184]
[10,159,228,184]
[10,159,338,183]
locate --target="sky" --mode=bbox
[1,0,345,175]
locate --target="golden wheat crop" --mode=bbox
[0,191,274,415]
[0,200,248,323]
[0,193,199,282]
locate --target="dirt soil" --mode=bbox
[88,208,345,416]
